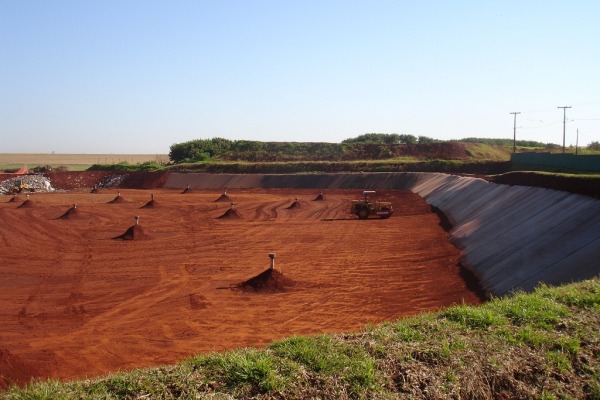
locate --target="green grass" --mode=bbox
[0,164,92,172]
[3,277,599,399]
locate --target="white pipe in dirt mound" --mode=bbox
[165,172,600,296]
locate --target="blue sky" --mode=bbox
[1,1,599,154]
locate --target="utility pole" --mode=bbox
[576,128,579,155]
[510,112,520,153]
[558,106,571,153]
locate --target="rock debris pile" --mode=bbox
[98,175,128,188]
[0,175,55,195]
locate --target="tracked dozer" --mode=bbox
[350,191,393,219]
[11,179,33,194]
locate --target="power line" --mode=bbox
[510,112,520,153]
[558,106,572,153]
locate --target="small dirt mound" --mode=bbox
[313,192,325,201]
[56,205,80,220]
[181,185,192,194]
[214,193,231,202]
[141,195,158,209]
[235,268,295,293]
[7,195,19,203]
[287,199,301,209]
[90,187,99,194]
[141,199,158,208]
[17,199,33,208]
[112,224,151,240]
[217,208,241,219]
[107,194,124,204]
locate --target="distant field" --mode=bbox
[0,153,169,171]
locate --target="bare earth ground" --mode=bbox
[0,188,482,387]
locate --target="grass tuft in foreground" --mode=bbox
[3,277,599,399]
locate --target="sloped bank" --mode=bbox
[165,172,600,296]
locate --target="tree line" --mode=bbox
[167,134,571,164]
[168,134,446,163]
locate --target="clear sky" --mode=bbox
[1,1,599,154]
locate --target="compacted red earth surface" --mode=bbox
[0,188,483,388]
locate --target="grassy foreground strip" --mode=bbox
[4,279,599,399]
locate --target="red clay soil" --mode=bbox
[44,171,117,191]
[119,172,171,189]
[0,188,483,388]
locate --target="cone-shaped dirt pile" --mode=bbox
[90,187,99,194]
[313,192,325,201]
[141,199,158,208]
[17,199,33,208]
[214,193,231,202]
[8,195,18,203]
[236,268,295,293]
[112,224,151,240]
[56,205,80,220]
[107,194,124,204]
[181,185,192,194]
[217,208,241,219]
[286,199,301,209]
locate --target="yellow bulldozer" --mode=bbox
[350,190,393,219]
[11,179,33,194]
